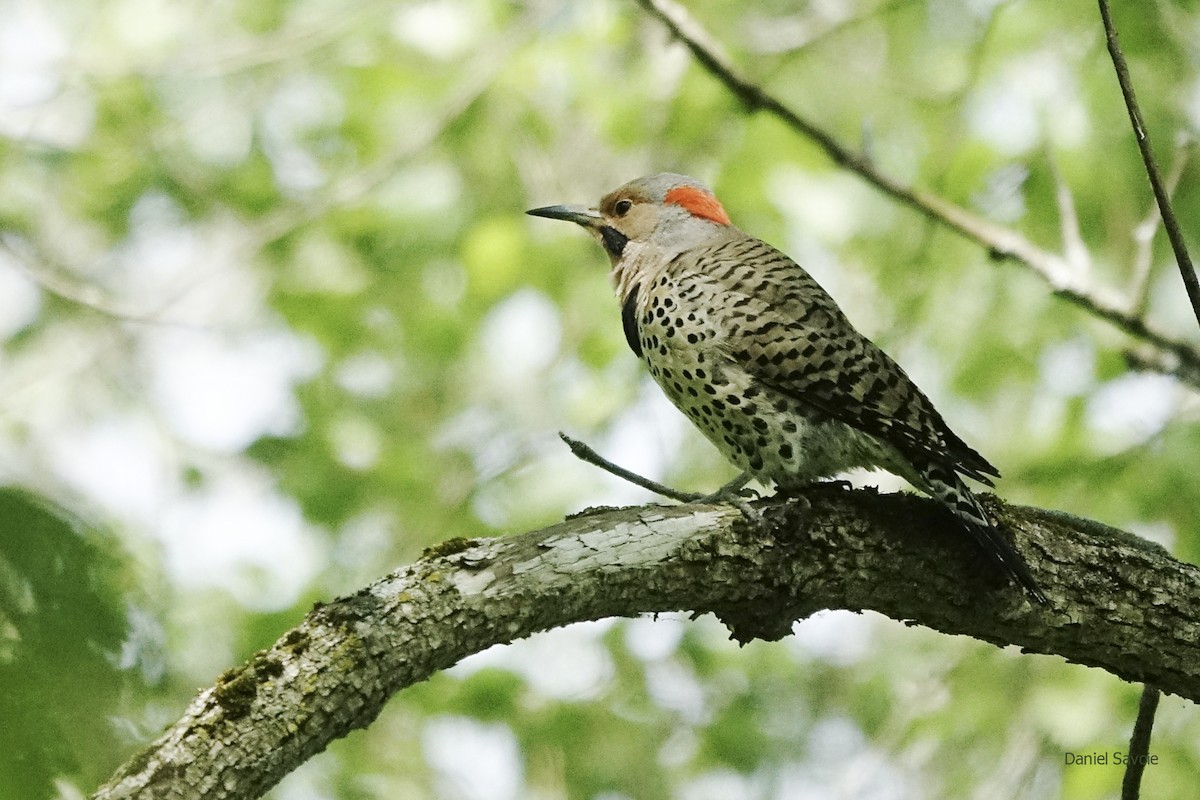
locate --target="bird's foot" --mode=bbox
[686,472,761,525]
[773,478,852,500]
[756,482,833,532]
[722,494,762,525]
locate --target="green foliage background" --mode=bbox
[1,0,1198,797]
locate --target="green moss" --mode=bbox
[254,656,284,680]
[281,629,310,654]
[421,536,477,560]
[213,666,258,720]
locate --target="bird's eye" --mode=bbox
[614,199,633,216]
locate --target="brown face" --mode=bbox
[597,186,661,246]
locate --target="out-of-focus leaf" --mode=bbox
[0,488,146,800]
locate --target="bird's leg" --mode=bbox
[559,433,761,522]
[692,471,761,524]
[693,471,755,503]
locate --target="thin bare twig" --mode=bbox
[1098,0,1200,330]
[560,432,763,521]
[1120,684,1160,800]
[634,0,1200,387]
[559,432,701,502]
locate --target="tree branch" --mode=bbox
[93,488,1200,800]
[1098,0,1200,330]
[634,0,1200,388]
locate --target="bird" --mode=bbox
[527,172,1046,604]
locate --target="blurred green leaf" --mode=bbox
[0,488,148,800]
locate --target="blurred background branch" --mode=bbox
[637,0,1200,389]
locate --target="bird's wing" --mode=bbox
[685,235,999,484]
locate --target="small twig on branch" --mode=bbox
[1121,684,1161,800]
[1098,0,1200,331]
[634,0,1200,387]
[559,433,761,520]
[559,431,700,502]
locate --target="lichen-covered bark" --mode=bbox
[92,487,1200,800]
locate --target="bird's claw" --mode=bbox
[685,473,762,525]
[728,496,763,526]
[694,486,760,504]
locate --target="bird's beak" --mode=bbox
[526,204,603,229]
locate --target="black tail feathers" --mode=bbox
[959,515,1048,605]
[919,463,1048,605]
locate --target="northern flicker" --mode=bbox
[528,173,1045,604]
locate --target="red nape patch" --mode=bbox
[664,186,731,225]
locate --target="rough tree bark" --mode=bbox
[92,486,1200,800]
